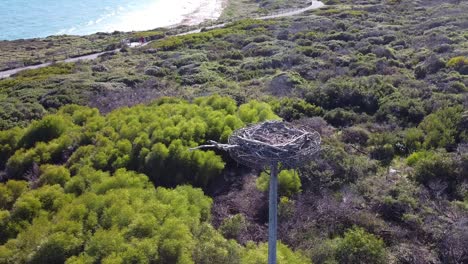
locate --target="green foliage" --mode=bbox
[403,128,424,154]
[341,127,369,145]
[334,227,387,264]
[132,30,165,40]
[242,241,312,264]
[238,100,280,124]
[446,56,468,74]
[406,150,434,166]
[38,165,71,187]
[324,108,359,127]
[411,152,465,199]
[0,2,467,262]
[256,169,302,197]
[9,63,75,84]
[0,180,28,210]
[19,115,74,148]
[6,129,82,180]
[193,223,242,264]
[0,167,206,263]
[305,138,377,189]
[376,93,425,126]
[153,28,240,51]
[368,132,399,166]
[2,96,277,187]
[0,164,307,264]
[270,98,323,121]
[0,127,23,168]
[418,106,464,150]
[308,75,394,113]
[278,197,295,219]
[219,214,247,240]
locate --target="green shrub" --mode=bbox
[13,63,75,80]
[38,165,71,187]
[368,132,400,165]
[308,76,394,114]
[219,214,247,240]
[418,106,464,150]
[256,169,302,197]
[278,197,295,219]
[412,152,460,197]
[4,96,278,187]
[238,100,280,124]
[29,232,83,264]
[446,56,468,74]
[304,138,377,189]
[403,128,424,154]
[242,241,312,264]
[20,115,73,148]
[270,98,323,122]
[341,127,370,145]
[324,108,359,127]
[376,93,425,126]
[193,223,242,264]
[335,227,387,264]
[0,128,23,169]
[406,150,434,166]
[0,180,28,210]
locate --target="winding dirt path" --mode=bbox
[0,1,324,79]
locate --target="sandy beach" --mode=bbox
[108,0,225,32]
[178,0,226,26]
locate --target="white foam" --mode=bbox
[103,0,223,32]
[55,0,223,37]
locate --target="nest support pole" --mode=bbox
[268,161,278,264]
[189,121,322,264]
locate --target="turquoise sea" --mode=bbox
[0,0,172,40]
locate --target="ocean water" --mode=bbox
[0,0,191,40]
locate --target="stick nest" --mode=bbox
[227,121,321,169]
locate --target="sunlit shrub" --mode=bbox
[256,169,302,197]
[335,227,387,264]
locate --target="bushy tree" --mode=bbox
[19,115,73,149]
[418,106,464,150]
[38,165,71,187]
[2,96,278,187]
[335,227,387,264]
[0,127,23,169]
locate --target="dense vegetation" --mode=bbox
[0,0,467,263]
[0,97,313,263]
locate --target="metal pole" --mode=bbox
[268,162,278,264]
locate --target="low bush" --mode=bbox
[219,214,247,240]
[256,169,302,197]
[335,227,387,264]
[446,56,468,74]
[19,115,73,149]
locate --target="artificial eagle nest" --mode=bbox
[192,121,321,169]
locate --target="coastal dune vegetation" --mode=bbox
[0,0,467,263]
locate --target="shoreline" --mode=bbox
[0,1,326,78]
[177,0,227,27]
[96,0,226,35]
[0,0,227,41]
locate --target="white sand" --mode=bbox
[106,0,224,32]
[177,0,226,26]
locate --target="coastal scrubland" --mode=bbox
[0,0,467,263]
